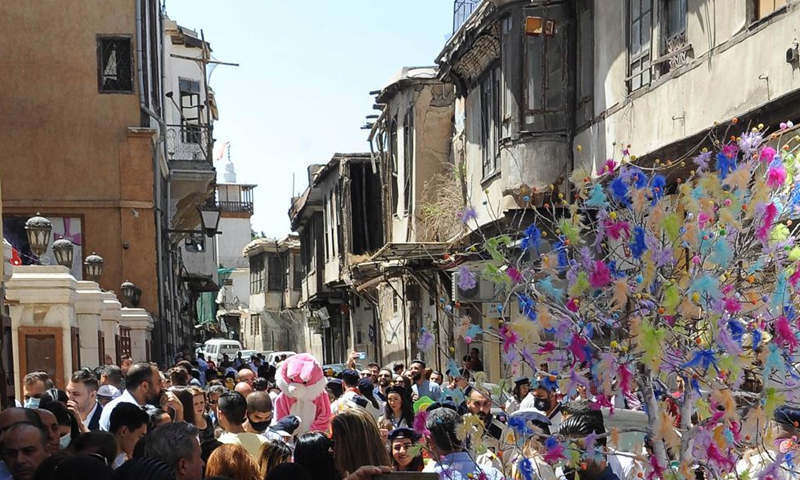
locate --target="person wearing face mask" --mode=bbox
[39,401,81,451]
[520,378,562,433]
[244,391,274,434]
[22,372,53,409]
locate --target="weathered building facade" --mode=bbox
[290,154,383,364]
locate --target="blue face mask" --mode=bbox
[24,397,40,409]
[59,433,71,450]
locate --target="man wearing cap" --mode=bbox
[409,359,441,402]
[356,377,382,419]
[96,384,121,407]
[263,415,300,446]
[330,369,369,414]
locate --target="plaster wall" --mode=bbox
[218,217,252,269]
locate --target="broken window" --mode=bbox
[179,78,202,144]
[293,253,303,290]
[525,4,568,132]
[480,68,500,178]
[390,117,399,216]
[250,313,261,336]
[628,0,652,92]
[754,0,786,20]
[350,162,384,255]
[97,36,133,93]
[403,108,414,215]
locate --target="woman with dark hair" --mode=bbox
[505,377,530,415]
[71,430,118,467]
[293,432,340,480]
[40,400,80,449]
[257,440,292,479]
[171,387,196,425]
[34,452,113,480]
[378,385,414,431]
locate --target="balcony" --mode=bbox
[453,0,482,34]
[166,124,211,163]
[219,201,254,214]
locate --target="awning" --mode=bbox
[369,242,450,262]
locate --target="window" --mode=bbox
[293,254,303,290]
[267,255,284,292]
[480,68,500,178]
[97,36,133,93]
[250,314,261,336]
[628,0,652,92]
[754,0,787,20]
[659,0,688,75]
[250,257,265,294]
[525,5,568,132]
[179,78,202,144]
[403,108,414,215]
[185,234,205,253]
[390,117,399,215]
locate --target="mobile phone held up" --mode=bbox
[357,351,367,360]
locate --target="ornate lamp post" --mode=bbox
[198,204,222,238]
[83,252,104,283]
[121,280,142,307]
[24,213,52,264]
[52,239,74,269]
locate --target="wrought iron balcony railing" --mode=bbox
[218,201,254,214]
[166,124,211,162]
[453,0,482,34]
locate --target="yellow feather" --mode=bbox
[609,428,620,449]
[632,189,648,214]
[680,184,699,214]
[537,305,552,330]
[748,178,769,219]
[647,206,665,232]
[724,166,751,192]
[654,408,681,452]
[683,221,699,249]
[711,388,739,423]
[718,207,742,231]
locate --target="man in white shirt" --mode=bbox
[217,391,266,457]
[66,369,103,431]
[99,362,182,431]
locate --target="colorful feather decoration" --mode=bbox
[609,177,631,207]
[413,411,430,437]
[589,261,612,288]
[757,202,778,243]
[610,278,629,312]
[544,437,565,463]
[774,315,798,353]
[630,226,648,259]
[538,276,565,301]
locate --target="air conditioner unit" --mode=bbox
[452,271,504,303]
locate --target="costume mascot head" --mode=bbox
[274,353,331,435]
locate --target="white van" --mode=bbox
[202,339,242,363]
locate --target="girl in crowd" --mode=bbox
[204,444,261,480]
[378,385,414,431]
[189,386,215,445]
[257,440,292,479]
[388,428,424,472]
[331,408,391,476]
[505,377,530,415]
[293,432,340,480]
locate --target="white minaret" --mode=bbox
[222,157,237,183]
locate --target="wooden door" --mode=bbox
[18,327,64,390]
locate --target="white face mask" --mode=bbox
[59,433,71,450]
[24,398,40,409]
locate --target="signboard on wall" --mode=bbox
[3,215,83,279]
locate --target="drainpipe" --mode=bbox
[136,0,170,365]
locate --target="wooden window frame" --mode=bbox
[18,327,63,392]
[627,0,653,92]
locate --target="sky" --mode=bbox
[166,0,455,239]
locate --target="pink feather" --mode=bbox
[706,441,733,470]
[775,315,799,353]
[767,165,787,189]
[543,441,565,463]
[603,220,631,240]
[757,203,778,243]
[413,411,430,437]
[617,364,634,396]
[646,456,665,480]
[537,342,556,355]
[589,261,611,288]
[790,266,800,288]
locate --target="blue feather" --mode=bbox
[630,226,647,259]
[518,459,534,480]
[752,329,763,350]
[518,294,538,322]
[682,349,719,372]
[687,274,722,301]
[717,152,733,179]
[609,177,631,207]
[538,277,565,301]
[585,184,609,208]
[728,320,745,345]
[553,239,568,271]
[771,271,788,311]
[650,174,666,205]
[708,238,732,268]
[521,224,541,251]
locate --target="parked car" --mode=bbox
[237,349,260,361]
[322,363,364,378]
[201,338,242,363]
[267,351,296,367]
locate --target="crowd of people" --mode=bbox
[0,347,789,480]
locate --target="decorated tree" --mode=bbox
[422,122,800,479]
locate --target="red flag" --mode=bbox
[11,247,21,266]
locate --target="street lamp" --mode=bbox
[52,239,74,269]
[24,213,52,264]
[198,204,222,238]
[83,252,104,283]
[121,280,142,307]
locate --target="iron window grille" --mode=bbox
[97,36,133,93]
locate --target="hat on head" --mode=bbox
[514,376,530,386]
[270,415,301,437]
[388,427,421,442]
[327,379,344,398]
[410,359,426,368]
[97,384,121,399]
[341,369,359,385]
[357,377,374,392]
